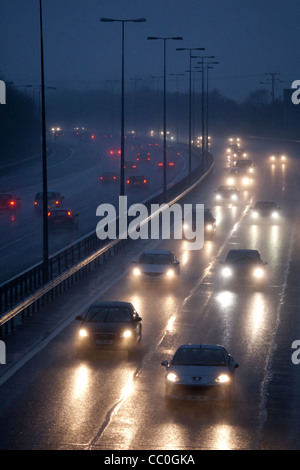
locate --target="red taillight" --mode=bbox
[158,163,163,167]
[100,176,103,180]
[109,150,113,155]
[127,179,130,184]
[34,201,37,205]
[133,165,136,168]
[113,176,116,180]
[67,211,71,216]
[56,200,59,205]
[10,201,15,206]
[144,179,147,184]
[169,162,174,166]
[118,150,121,155]
[48,212,51,217]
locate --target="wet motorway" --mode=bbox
[0,137,300,450]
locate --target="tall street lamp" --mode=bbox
[205,62,218,155]
[39,0,49,284]
[100,18,146,196]
[196,56,215,167]
[148,36,183,201]
[176,48,205,179]
[169,73,185,143]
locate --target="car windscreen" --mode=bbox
[254,202,276,210]
[225,251,261,263]
[172,348,226,366]
[139,254,172,265]
[85,307,132,322]
[236,160,252,168]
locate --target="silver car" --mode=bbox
[131,249,180,282]
[161,344,239,403]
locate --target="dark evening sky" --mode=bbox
[0,0,298,101]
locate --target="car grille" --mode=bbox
[94,333,116,345]
[172,384,222,398]
[144,272,163,277]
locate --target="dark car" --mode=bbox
[220,249,267,288]
[0,193,21,210]
[215,185,239,203]
[48,209,78,231]
[234,159,254,174]
[75,301,142,358]
[250,201,281,222]
[124,161,137,170]
[161,344,239,404]
[126,175,150,188]
[183,208,216,239]
[99,172,118,183]
[136,153,151,163]
[34,191,64,210]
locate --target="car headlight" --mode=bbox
[79,328,89,338]
[252,211,258,218]
[167,373,179,383]
[206,224,213,231]
[249,168,254,173]
[272,211,279,219]
[133,267,141,276]
[215,374,230,384]
[281,155,286,161]
[227,178,234,185]
[242,177,249,185]
[121,330,132,338]
[270,156,275,161]
[231,194,238,201]
[216,194,221,201]
[166,269,175,277]
[253,267,264,278]
[222,267,232,278]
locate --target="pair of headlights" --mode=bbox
[79,329,132,338]
[133,267,175,277]
[216,194,238,201]
[167,372,230,384]
[252,211,279,219]
[222,266,264,278]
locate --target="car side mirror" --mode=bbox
[174,260,180,265]
[161,360,169,368]
[234,363,239,369]
[75,315,83,321]
[135,316,142,322]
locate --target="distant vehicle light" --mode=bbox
[47,212,51,217]
[216,194,221,200]
[9,201,15,206]
[272,211,279,219]
[167,373,179,383]
[253,268,264,278]
[215,374,230,384]
[242,177,249,185]
[79,328,88,337]
[127,179,130,184]
[206,224,213,231]
[231,194,238,201]
[227,178,234,185]
[222,267,232,278]
[166,269,175,277]
[67,211,71,216]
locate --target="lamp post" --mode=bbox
[196,56,215,167]
[129,77,143,136]
[100,18,146,196]
[148,36,183,201]
[176,48,205,179]
[39,0,49,284]
[205,62,218,155]
[169,73,185,143]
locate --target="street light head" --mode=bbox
[100,18,116,22]
[147,36,159,40]
[172,37,183,40]
[132,18,147,22]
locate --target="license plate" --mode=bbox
[96,339,113,345]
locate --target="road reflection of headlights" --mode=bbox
[215,374,230,384]
[272,211,279,219]
[253,268,264,278]
[166,269,175,277]
[133,267,141,276]
[167,373,179,383]
[79,328,88,337]
[231,194,238,201]
[121,330,132,338]
[222,267,232,278]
